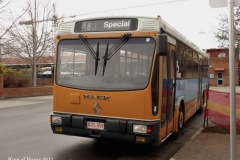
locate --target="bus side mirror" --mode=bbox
[156,34,168,56]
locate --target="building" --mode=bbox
[207,48,240,86]
[0,56,54,78]
[0,56,54,69]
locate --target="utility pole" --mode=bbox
[33,0,37,86]
[52,3,57,56]
[19,0,58,86]
[19,0,37,86]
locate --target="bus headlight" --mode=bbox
[51,116,62,125]
[133,124,152,134]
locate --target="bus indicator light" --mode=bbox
[153,106,157,114]
[136,136,146,143]
[55,127,62,133]
[147,126,152,134]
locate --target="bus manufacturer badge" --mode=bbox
[84,94,110,101]
[93,103,101,115]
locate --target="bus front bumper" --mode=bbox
[50,113,160,145]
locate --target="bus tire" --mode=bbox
[197,107,203,114]
[178,106,184,129]
[197,92,205,114]
[171,105,184,140]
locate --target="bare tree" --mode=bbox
[214,7,240,48]
[0,0,29,57]
[0,0,10,16]
[0,0,11,55]
[5,0,56,85]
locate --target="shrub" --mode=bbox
[1,64,52,88]
[16,76,30,87]
[0,64,3,74]
[0,64,30,88]
[3,75,30,88]
[37,78,53,86]
[3,67,22,75]
[3,75,16,88]
[0,64,22,76]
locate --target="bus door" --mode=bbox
[159,44,176,141]
[198,59,203,107]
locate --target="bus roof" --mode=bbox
[57,16,208,58]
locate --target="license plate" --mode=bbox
[87,121,104,130]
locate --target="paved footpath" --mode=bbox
[170,133,240,160]
[171,86,240,160]
[0,95,53,108]
[210,86,240,93]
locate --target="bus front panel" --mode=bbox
[50,35,160,144]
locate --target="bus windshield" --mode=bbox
[56,37,155,91]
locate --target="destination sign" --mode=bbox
[74,18,138,32]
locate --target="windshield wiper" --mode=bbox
[79,35,100,75]
[102,33,131,75]
[102,41,109,75]
[95,42,99,75]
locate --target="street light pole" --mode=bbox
[209,0,239,159]
[228,0,236,159]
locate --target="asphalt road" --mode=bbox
[0,96,203,160]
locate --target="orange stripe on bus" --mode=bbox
[207,100,240,119]
[207,90,240,108]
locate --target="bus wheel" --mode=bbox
[171,106,184,139]
[197,92,205,114]
[197,107,203,114]
[178,107,184,129]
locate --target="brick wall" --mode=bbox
[208,48,240,86]
[1,86,53,98]
[0,74,53,98]
[209,57,239,86]
[0,74,3,95]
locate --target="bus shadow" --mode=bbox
[53,138,158,160]
[53,113,203,160]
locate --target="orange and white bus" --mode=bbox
[50,16,209,145]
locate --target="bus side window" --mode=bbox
[192,51,199,78]
[185,50,193,78]
[176,47,184,78]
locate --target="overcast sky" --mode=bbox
[9,0,226,49]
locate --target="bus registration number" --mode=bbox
[87,121,104,130]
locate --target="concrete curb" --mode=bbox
[169,128,203,160]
